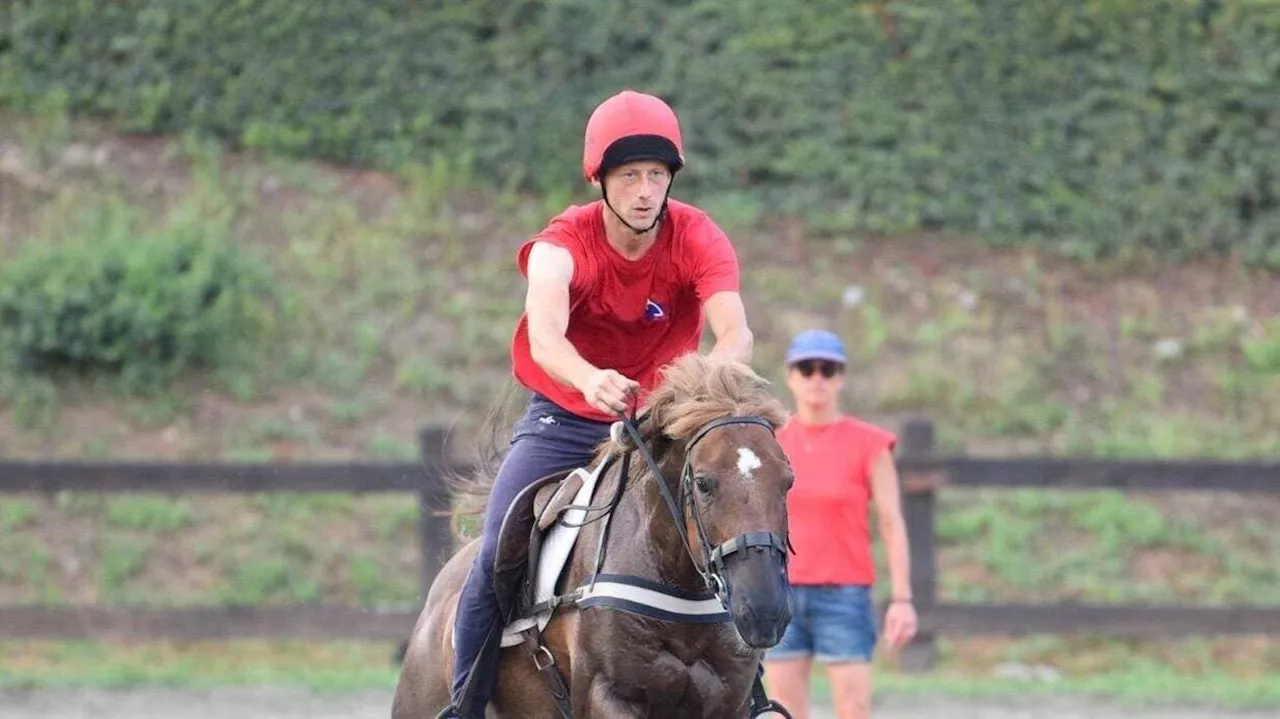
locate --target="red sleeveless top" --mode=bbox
[777,416,897,585]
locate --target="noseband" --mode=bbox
[617,414,793,607]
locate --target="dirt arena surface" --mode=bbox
[0,687,1272,719]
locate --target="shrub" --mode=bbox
[0,199,278,390]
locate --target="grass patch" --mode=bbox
[869,670,1280,711]
[105,497,195,533]
[98,537,150,602]
[217,557,321,606]
[0,641,400,693]
[932,489,1280,605]
[0,500,36,531]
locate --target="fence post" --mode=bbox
[417,427,455,604]
[898,417,938,673]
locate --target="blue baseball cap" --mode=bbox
[785,329,848,366]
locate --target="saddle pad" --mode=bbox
[497,457,607,647]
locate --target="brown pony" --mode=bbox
[392,355,796,718]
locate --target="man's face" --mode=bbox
[785,359,845,407]
[600,160,672,228]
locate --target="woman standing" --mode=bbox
[764,329,918,719]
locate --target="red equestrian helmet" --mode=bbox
[582,90,685,182]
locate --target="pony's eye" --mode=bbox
[694,475,716,495]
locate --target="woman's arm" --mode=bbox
[870,448,911,600]
[870,447,919,649]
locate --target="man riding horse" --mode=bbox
[437,89,757,718]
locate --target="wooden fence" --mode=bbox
[0,428,456,644]
[892,420,1280,670]
[1,420,1277,672]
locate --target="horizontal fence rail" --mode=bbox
[0,606,421,642]
[0,461,430,493]
[2,459,1273,494]
[920,603,1280,637]
[897,456,1280,492]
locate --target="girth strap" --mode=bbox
[522,627,572,719]
[749,662,794,718]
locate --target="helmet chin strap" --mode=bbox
[601,182,675,235]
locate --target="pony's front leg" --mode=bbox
[581,678,647,718]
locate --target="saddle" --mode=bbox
[489,466,587,633]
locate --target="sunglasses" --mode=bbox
[793,360,843,378]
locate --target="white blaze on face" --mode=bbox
[737,446,763,480]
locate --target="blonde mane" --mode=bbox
[595,354,788,462]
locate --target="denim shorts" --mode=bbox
[765,584,878,663]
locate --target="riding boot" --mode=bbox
[448,550,508,718]
[454,619,505,717]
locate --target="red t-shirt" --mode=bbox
[776,415,897,586]
[510,199,740,422]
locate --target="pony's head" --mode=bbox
[609,354,795,649]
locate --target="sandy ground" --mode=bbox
[0,688,1272,719]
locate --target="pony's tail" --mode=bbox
[444,377,526,541]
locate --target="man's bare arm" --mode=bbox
[525,242,598,390]
[703,290,754,364]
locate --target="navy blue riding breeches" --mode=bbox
[449,392,612,716]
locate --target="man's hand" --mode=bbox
[579,368,640,417]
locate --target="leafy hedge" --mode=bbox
[2,0,1278,265]
[0,198,277,390]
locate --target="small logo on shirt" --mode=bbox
[644,299,666,322]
